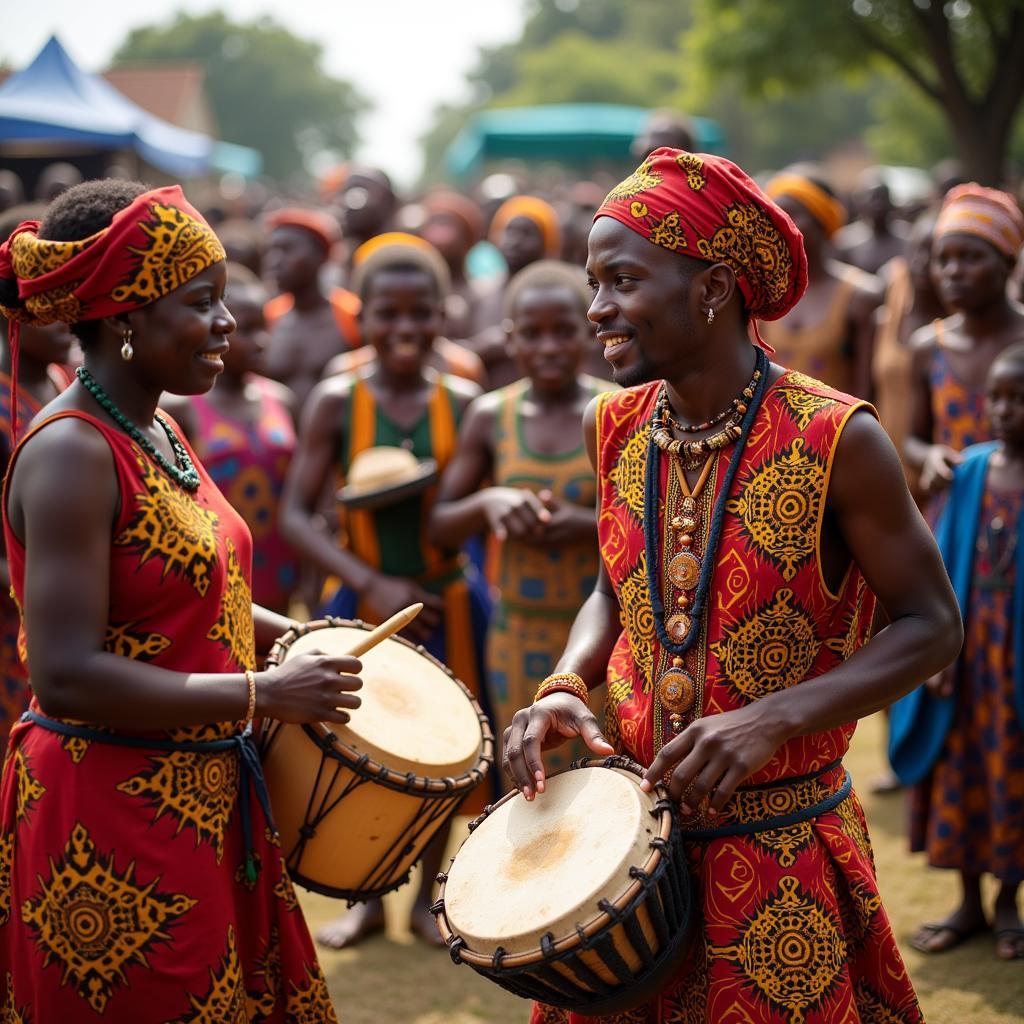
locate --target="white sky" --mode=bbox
[0,0,527,184]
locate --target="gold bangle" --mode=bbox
[243,670,257,728]
[533,672,589,704]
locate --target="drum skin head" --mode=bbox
[282,625,482,777]
[443,766,658,952]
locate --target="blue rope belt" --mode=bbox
[21,709,276,883]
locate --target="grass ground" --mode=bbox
[299,712,1024,1023]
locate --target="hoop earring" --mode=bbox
[121,329,134,362]
[706,308,715,325]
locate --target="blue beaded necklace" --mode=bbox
[643,348,769,656]
[76,367,201,492]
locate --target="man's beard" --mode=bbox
[612,350,659,388]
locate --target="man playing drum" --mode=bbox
[503,149,963,1023]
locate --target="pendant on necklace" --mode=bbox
[665,611,691,644]
[667,550,701,590]
[657,667,696,714]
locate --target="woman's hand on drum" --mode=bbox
[503,693,614,800]
[257,651,363,724]
[361,574,443,644]
[640,703,784,815]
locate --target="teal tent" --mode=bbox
[445,104,723,180]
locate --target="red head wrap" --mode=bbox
[595,149,808,348]
[264,207,340,253]
[0,183,224,440]
[0,184,224,328]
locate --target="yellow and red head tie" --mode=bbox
[934,183,1024,260]
[765,173,847,239]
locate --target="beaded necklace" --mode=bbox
[76,367,201,492]
[643,348,769,658]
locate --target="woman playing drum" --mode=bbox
[0,179,358,1021]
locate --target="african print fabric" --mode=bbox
[192,377,300,614]
[319,374,494,813]
[910,484,1024,883]
[928,333,988,453]
[486,377,612,783]
[530,371,922,1023]
[0,409,336,1022]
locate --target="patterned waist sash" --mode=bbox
[21,709,276,881]
[681,759,851,840]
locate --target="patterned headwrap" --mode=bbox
[0,184,224,439]
[765,173,847,238]
[0,185,224,328]
[489,196,562,258]
[595,148,808,348]
[264,207,340,253]
[934,183,1024,259]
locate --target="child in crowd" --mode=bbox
[279,234,490,949]
[431,260,613,781]
[165,264,300,616]
[891,343,1024,960]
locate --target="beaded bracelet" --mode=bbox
[243,670,258,729]
[533,672,589,705]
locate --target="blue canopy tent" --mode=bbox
[445,104,724,181]
[0,36,261,179]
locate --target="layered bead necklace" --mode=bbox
[643,349,768,733]
[76,367,201,492]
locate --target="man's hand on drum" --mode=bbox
[503,693,614,800]
[256,651,363,724]
[361,574,443,644]
[640,704,785,815]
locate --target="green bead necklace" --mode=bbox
[76,367,201,492]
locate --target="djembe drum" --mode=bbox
[259,618,493,902]
[432,756,695,1015]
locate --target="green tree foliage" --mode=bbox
[112,12,368,181]
[689,0,1024,184]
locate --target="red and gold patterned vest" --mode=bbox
[597,369,876,782]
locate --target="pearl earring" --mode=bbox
[706,308,715,324]
[121,329,134,362]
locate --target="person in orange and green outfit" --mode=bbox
[503,149,961,1023]
[431,260,614,785]
[0,179,355,1021]
[280,231,491,951]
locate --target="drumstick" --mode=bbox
[345,603,423,658]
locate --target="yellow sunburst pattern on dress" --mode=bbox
[0,831,12,927]
[1,973,29,1024]
[749,822,815,868]
[710,588,819,701]
[726,438,827,581]
[285,963,339,1024]
[247,925,283,1020]
[608,424,649,523]
[206,538,256,670]
[20,822,197,1014]
[273,860,300,911]
[778,386,839,432]
[603,159,663,203]
[617,556,655,693]
[11,748,45,823]
[853,981,915,1024]
[710,875,847,1024]
[168,924,248,1024]
[115,449,220,597]
[116,747,239,864]
[104,621,173,661]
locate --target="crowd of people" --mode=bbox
[0,118,1021,1021]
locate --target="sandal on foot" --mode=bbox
[995,927,1024,961]
[909,921,988,954]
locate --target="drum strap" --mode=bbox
[21,710,276,883]
[680,760,853,840]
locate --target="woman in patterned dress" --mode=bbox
[431,260,613,784]
[891,344,1024,960]
[0,180,358,1021]
[905,185,1024,505]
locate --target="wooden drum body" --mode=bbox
[433,756,695,1016]
[259,619,493,902]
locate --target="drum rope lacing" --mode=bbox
[21,709,273,883]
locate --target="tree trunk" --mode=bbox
[944,103,1012,186]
